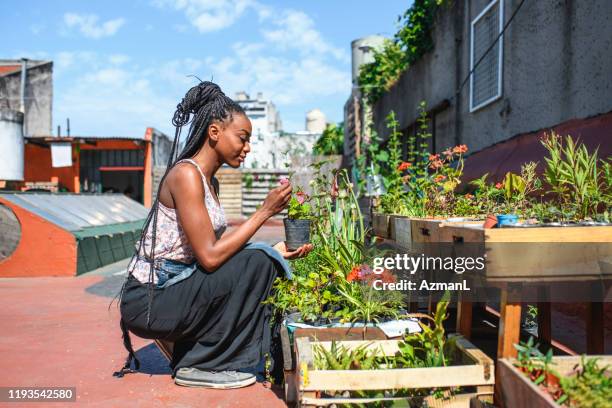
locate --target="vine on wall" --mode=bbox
[357,0,445,105]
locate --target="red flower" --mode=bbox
[495,182,504,189]
[397,162,412,171]
[434,174,446,183]
[347,266,361,282]
[453,144,468,154]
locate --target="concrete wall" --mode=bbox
[372,0,612,154]
[0,62,53,137]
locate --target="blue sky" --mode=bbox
[3,0,411,137]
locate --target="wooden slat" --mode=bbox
[293,326,387,342]
[302,365,493,391]
[303,392,485,408]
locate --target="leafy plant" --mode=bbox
[358,0,446,105]
[395,291,456,369]
[313,122,344,156]
[286,189,311,219]
[541,132,609,221]
[514,338,612,406]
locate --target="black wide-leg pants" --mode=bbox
[120,249,279,375]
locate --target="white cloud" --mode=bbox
[153,0,268,33]
[109,54,130,65]
[263,10,349,62]
[63,13,125,39]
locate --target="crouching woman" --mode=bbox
[115,81,312,389]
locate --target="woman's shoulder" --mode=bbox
[166,162,205,193]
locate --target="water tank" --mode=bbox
[0,109,24,180]
[351,35,386,84]
[305,109,326,133]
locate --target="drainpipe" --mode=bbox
[20,58,28,136]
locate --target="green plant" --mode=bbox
[395,291,456,369]
[541,132,609,221]
[242,172,254,189]
[358,0,446,105]
[313,122,344,156]
[514,338,612,406]
[287,188,311,219]
[560,356,612,407]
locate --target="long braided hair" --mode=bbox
[113,81,245,377]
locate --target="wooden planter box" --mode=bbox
[281,325,389,405]
[497,356,612,408]
[291,336,494,407]
[372,213,392,238]
[438,224,612,282]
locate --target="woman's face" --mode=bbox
[212,113,252,168]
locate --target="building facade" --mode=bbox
[0,59,53,137]
[235,91,283,169]
[362,0,612,180]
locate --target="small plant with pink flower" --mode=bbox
[280,177,313,250]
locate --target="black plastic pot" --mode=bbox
[283,218,311,251]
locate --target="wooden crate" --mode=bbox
[372,213,391,238]
[497,356,612,408]
[438,225,612,282]
[281,325,389,405]
[292,336,494,407]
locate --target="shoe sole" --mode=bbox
[174,375,257,389]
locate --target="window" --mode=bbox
[470,0,504,112]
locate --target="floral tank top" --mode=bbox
[129,159,227,284]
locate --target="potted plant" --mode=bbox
[281,180,312,251]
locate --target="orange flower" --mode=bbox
[347,266,361,282]
[397,162,412,171]
[442,148,453,159]
[453,144,468,154]
[428,153,440,161]
[465,193,474,199]
[429,159,443,170]
[434,174,447,183]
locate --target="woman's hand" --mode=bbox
[259,181,292,218]
[273,241,314,260]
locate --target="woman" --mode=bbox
[115,81,312,389]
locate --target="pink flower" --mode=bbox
[495,182,504,189]
[331,175,339,198]
[442,148,453,159]
[279,177,289,186]
[296,191,307,204]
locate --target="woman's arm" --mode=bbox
[170,164,292,271]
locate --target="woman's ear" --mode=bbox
[208,122,221,141]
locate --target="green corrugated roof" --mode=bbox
[73,220,145,239]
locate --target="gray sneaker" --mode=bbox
[174,367,256,389]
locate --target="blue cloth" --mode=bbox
[153,241,292,289]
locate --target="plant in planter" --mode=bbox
[540,132,610,222]
[513,337,612,406]
[281,180,312,251]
